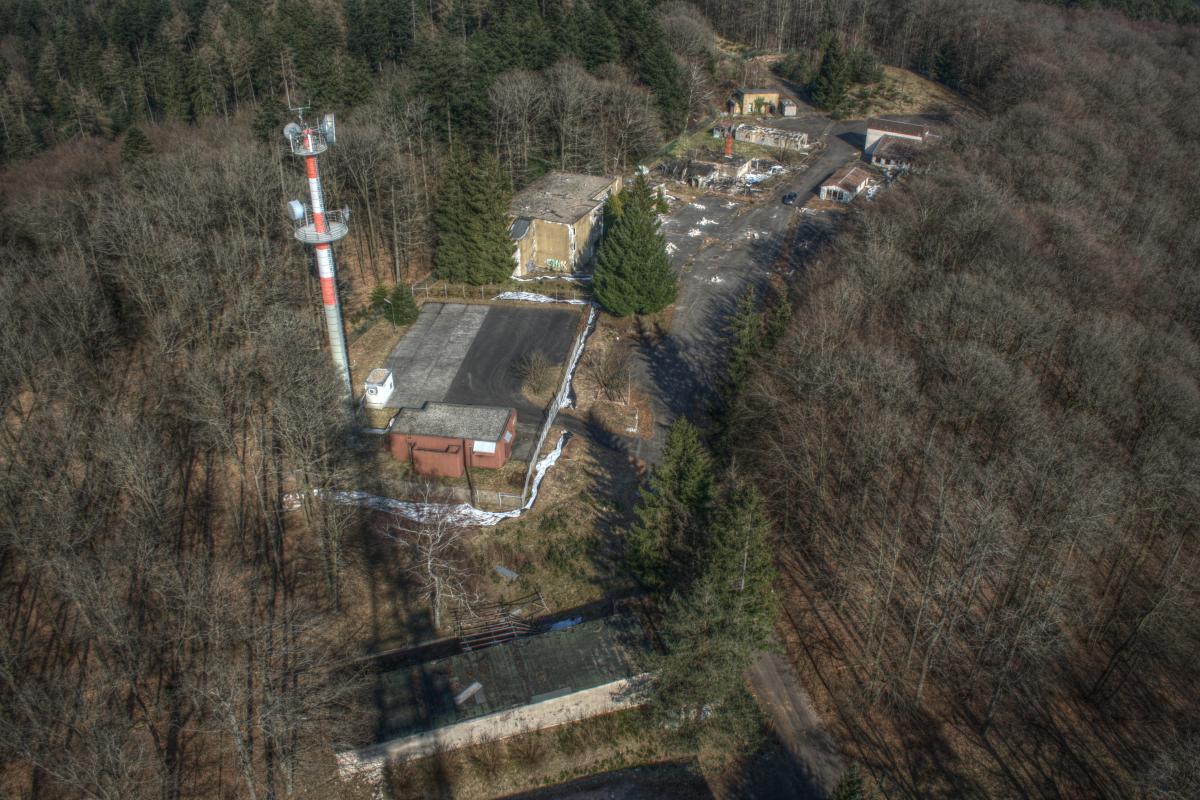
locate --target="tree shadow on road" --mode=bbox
[725,732,832,800]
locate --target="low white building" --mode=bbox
[363,368,395,409]
[819,164,872,203]
[865,117,930,154]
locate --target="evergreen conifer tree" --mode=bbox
[434,149,515,285]
[626,419,713,590]
[385,285,419,326]
[252,95,287,144]
[120,125,153,166]
[433,148,473,282]
[811,37,850,112]
[830,765,870,800]
[594,174,676,316]
[651,481,778,725]
[580,3,620,70]
[725,287,762,401]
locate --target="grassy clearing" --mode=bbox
[348,317,409,403]
[471,430,641,610]
[843,66,975,118]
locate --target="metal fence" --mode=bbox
[410,278,589,304]
[380,479,524,512]
[519,308,595,504]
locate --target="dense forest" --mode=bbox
[730,1,1200,796]
[0,0,699,164]
[2,0,1200,797]
[0,2,712,796]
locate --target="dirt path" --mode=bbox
[744,651,845,798]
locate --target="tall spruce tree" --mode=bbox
[811,37,850,112]
[120,125,153,166]
[626,419,713,590]
[724,287,762,404]
[434,148,515,285]
[594,174,676,316]
[651,481,778,724]
[575,2,620,70]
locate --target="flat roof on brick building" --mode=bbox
[392,402,513,442]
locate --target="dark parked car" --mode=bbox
[782,192,798,205]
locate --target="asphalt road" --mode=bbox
[631,115,855,464]
[502,761,712,800]
[744,652,845,798]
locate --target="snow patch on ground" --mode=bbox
[709,276,725,284]
[690,202,707,210]
[511,273,592,283]
[559,306,596,410]
[310,432,571,527]
[687,228,703,237]
[493,291,588,305]
[697,217,718,226]
[665,242,678,254]
[723,201,740,209]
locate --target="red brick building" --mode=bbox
[388,403,517,478]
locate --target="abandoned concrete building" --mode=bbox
[820,164,872,203]
[388,402,517,478]
[337,613,651,775]
[509,172,621,276]
[714,123,808,151]
[865,117,930,154]
[686,151,753,186]
[728,88,780,115]
[871,135,923,172]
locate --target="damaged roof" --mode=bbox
[509,172,617,224]
[874,135,924,161]
[823,164,872,192]
[867,117,930,138]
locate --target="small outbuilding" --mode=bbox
[819,164,872,203]
[781,98,798,117]
[363,368,395,409]
[388,402,517,478]
[728,88,780,115]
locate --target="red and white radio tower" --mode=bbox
[285,111,353,400]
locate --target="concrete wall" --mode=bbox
[733,125,808,151]
[512,177,619,274]
[532,219,572,271]
[732,92,780,114]
[514,229,537,276]
[336,674,651,781]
